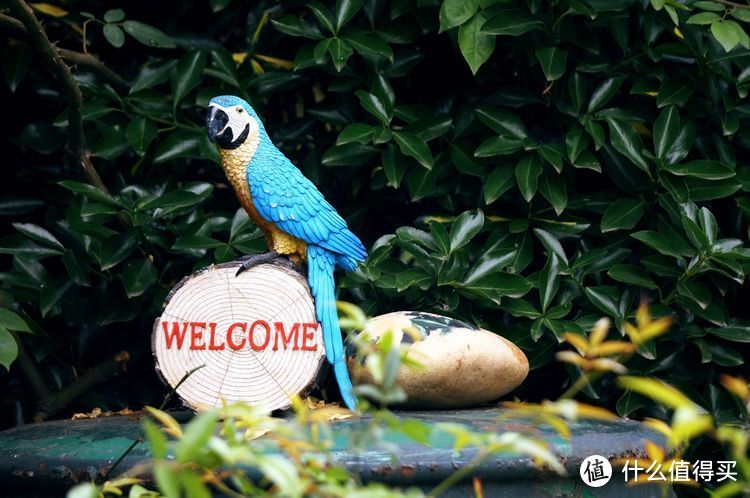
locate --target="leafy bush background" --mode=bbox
[1,0,749,431]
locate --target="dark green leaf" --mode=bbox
[449,210,484,252]
[458,13,496,75]
[59,181,118,207]
[539,254,560,311]
[653,106,679,160]
[538,173,567,215]
[515,155,542,201]
[584,286,621,318]
[601,198,645,232]
[0,309,31,333]
[475,108,527,139]
[484,166,514,204]
[707,327,750,343]
[607,264,657,289]
[535,47,567,81]
[121,259,157,298]
[481,9,544,36]
[322,143,378,166]
[661,160,735,180]
[103,8,125,22]
[355,90,390,124]
[607,118,650,173]
[461,272,532,298]
[172,51,207,109]
[393,131,433,169]
[335,0,363,31]
[122,20,176,48]
[588,76,625,112]
[103,24,125,48]
[126,117,158,155]
[0,327,18,371]
[12,223,64,251]
[272,16,323,40]
[439,0,479,31]
[328,37,353,71]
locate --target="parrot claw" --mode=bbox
[235,251,301,277]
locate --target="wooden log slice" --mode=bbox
[152,260,324,412]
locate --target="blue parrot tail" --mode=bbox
[307,245,358,410]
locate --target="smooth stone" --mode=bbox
[349,311,529,409]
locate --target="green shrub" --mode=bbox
[0,0,748,454]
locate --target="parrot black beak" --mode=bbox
[206,105,229,144]
[206,104,250,150]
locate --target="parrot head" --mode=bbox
[206,95,263,150]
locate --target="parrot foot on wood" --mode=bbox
[235,251,301,277]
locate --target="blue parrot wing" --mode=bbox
[248,157,367,262]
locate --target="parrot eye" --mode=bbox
[236,107,244,114]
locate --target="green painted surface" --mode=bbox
[0,408,672,497]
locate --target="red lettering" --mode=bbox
[190,322,206,350]
[226,322,247,350]
[273,322,300,351]
[301,323,318,351]
[208,322,224,350]
[249,320,270,351]
[162,321,188,349]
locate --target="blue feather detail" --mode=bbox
[233,113,365,410]
[307,245,357,410]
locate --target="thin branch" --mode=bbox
[712,0,750,9]
[7,1,84,158]
[33,351,132,422]
[0,13,129,93]
[10,330,54,408]
[5,2,114,196]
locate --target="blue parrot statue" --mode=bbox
[205,95,366,410]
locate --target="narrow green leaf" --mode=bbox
[484,166,514,204]
[172,51,207,109]
[12,223,64,251]
[475,136,523,157]
[584,286,620,318]
[449,210,484,252]
[515,155,542,201]
[393,131,433,169]
[539,254,560,311]
[334,0,363,31]
[475,107,527,139]
[588,76,626,112]
[355,90,390,124]
[481,9,544,36]
[653,106,679,160]
[607,264,657,289]
[538,173,567,215]
[661,160,735,180]
[533,228,568,266]
[607,118,650,173]
[601,198,645,232]
[122,20,175,48]
[271,16,324,39]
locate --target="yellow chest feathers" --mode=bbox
[218,133,260,193]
